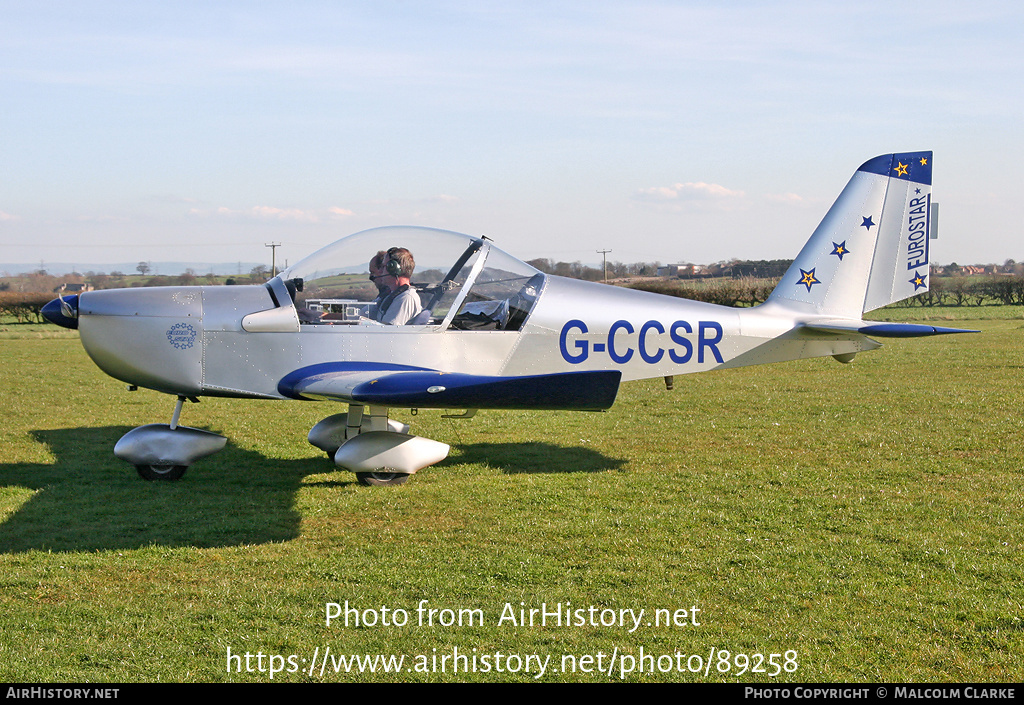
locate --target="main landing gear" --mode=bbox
[308,404,450,486]
[355,471,410,487]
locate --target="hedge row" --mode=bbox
[894,276,1024,307]
[628,277,780,307]
[0,293,54,323]
[630,275,1024,308]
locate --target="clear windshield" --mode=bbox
[448,247,546,331]
[279,226,543,329]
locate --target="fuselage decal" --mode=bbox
[906,193,930,272]
[559,319,724,366]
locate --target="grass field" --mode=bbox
[1,308,1022,682]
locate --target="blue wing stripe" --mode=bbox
[279,363,622,410]
[351,370,621,410]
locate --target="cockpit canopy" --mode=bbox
[278,226,544,330]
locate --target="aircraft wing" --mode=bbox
[802,320,978,337]
[278,362,621,411]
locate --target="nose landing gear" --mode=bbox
[114,396,227,481]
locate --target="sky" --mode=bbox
[2,1,1022,273]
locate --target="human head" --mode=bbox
[369,250,389,292]
[384,247,415,280]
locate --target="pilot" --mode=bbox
[367,250,390,317]
[375,247,423,325]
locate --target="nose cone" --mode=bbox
[42,295,79,329]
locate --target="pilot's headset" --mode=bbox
[385,247,408,277]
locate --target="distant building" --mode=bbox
[658,264,708,278]
[53,282,94,294]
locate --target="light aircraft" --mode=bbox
[43,151,971,485]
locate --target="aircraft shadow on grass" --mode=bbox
[0,427,624,553]
[443,442,626,475]
[0,426,328,554]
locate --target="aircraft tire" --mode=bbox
[355,471,410,486]
[136,464,187,481]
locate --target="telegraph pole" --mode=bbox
[597,249,612,283]
[266,242,281,277]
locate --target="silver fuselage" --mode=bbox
[76,276,874,402]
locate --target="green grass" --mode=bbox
[0,324,80,340]
[870,303,1024,322]
[1,316,1022,682]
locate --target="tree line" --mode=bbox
[9,267,1024,325]
[525,258,661,280]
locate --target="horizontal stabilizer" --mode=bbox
[280,362,621,410]
[803,320,978,338]
[858,323,978,337]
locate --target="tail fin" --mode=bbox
[766,152,933,317]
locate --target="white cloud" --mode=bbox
[634,181,744,204]
[189,205,348,222]
[250,206,319,222]
[765,192,806,204]
[74,214,129,222]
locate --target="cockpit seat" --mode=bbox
[406,309,433,326]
